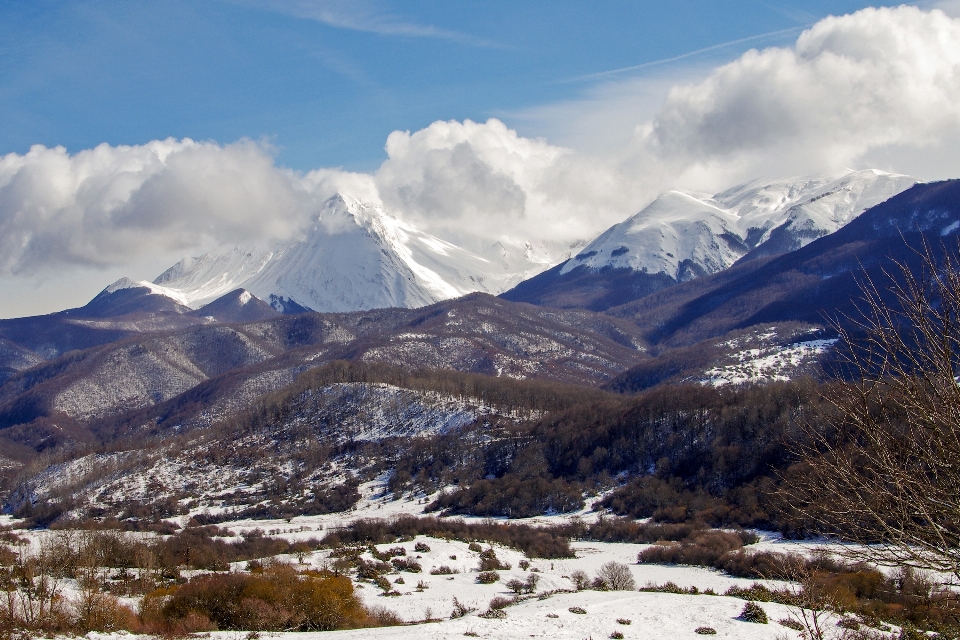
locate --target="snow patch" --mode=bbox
[702,339,838,387]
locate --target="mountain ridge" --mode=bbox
[502,169,916,310]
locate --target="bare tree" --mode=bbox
[782,244,960,583]
[594,561,636,591]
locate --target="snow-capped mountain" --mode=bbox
[503,169,916,311]
[93,171,915,317]
[149,194,566,313]
[563,169,916,279]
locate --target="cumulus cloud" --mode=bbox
[0,139,313,275]
[643,5,960,185]
[369,6,960,246]
[374,118,636,248]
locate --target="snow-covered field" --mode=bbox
[177,487,828,639]
[2,478,876,640]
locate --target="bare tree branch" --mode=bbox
[781,241,960,584]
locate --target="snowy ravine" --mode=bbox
[562,169,915,282]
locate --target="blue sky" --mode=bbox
[0,0,881,172]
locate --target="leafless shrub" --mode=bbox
[569,569,590,590]
[594,561,636,591]
[430,565,457,575]
[391,557,421,573]
[476,571,500,584]
[450,597,476,619]
[738,601,768,624]
[477,547,510,571]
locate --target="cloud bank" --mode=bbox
[647,5,960,184]
[2,5,960,281]
[0,139,313,275]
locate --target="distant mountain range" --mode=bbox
[603,178,960,391]
[47,169,916,319]
[0,169,935,391]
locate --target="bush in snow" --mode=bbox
[476,571,500,584]
[506,573,540,594]
[450,597,476,619]
[430,565,457,575]
[738,601,768,624]
[390,557,421,573]
[477,547,511,571]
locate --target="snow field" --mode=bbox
[2,503,873,640]
[241,536,802,640]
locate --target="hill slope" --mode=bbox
[0,294,647,472]
[605,179,960,391]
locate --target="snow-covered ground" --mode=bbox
[2,476,895,640]
[3,492,892,640]
[318,591,800,640]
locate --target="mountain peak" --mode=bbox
[565,169,916,279]
[144,193,534,314]
[191,288,278,323]
[75,277,193,318]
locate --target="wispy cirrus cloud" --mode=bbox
[244,0,504,48]
[562,25,809,83]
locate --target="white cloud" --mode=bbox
[931,1,960,18]
[0,139,313,275]
[378,6,960,249]
[373,118,636,249]
[643,5,960,185]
